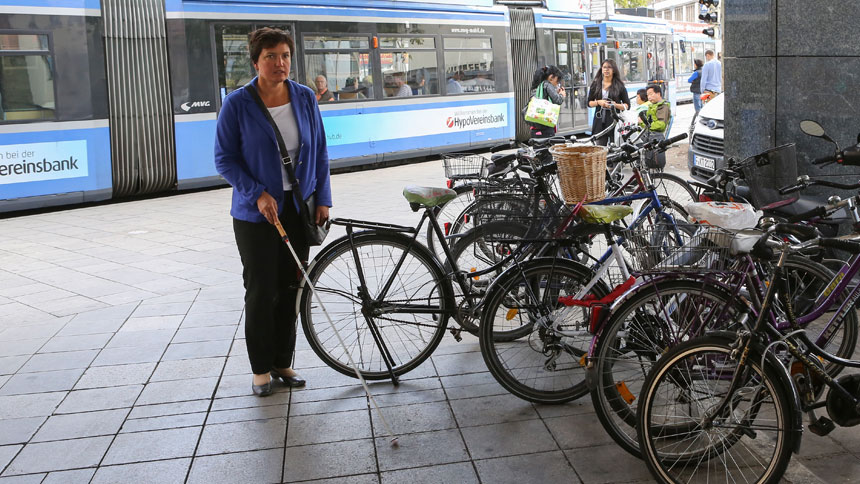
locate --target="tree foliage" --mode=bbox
[615,0,649,8]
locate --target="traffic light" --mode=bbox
[699,0,719,6]
[703,27,715,37]
[699,12,718,22]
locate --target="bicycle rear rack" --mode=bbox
[331,218,418,234]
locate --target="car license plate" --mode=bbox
[695,155,715,170]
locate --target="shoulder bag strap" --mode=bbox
[536,82,544,100]
[246,83,303,199]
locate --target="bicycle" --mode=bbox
[636,222,860,483]
[586,222,858,458]
[476,135,700,404]
[298,185,607,384]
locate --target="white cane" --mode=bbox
[274,220,399,447]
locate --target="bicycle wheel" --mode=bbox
[427,184,475,260]
[650,172,698,209]
[446,221,531,334]
[590,280,748,457]
[479,257,610,403]
[300,231,452,379]
[778,256,858,376]
[638,335,797,484]
[449,194,533,238]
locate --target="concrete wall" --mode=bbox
[724,0,860,191]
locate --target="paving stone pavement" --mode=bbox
[0,151,858,483]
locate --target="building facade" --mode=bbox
[653,0,701,23]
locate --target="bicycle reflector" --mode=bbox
[446,179,454,189]
[444,222,451,236]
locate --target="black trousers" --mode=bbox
[233,194,310,375]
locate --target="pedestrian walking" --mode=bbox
[688,59,703,112]
[214,27,333,397]
[587,59,630,146]
[525,65,566,139]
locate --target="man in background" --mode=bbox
[700,49,722,97]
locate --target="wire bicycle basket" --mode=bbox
[624,225,745,274]
[442,152,490,180]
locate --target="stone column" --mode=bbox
[724,1,860,188]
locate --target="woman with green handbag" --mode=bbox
[524,65,566,139]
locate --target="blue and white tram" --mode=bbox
[669,20,719,104]
[531,6,676,136]
[0,0,682,213]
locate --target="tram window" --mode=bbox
[304,36,368,50]
[443,37,494,94]
[657,35,672,79]
[214,24,294,100]
[304,35,374,102]
[380,37,437,97]
[443,38,492,50]
[0,34,55,122]
[609,39,645,84]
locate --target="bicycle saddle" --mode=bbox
[402,185,457,207]
[579,205,633,224]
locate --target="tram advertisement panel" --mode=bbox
[0,141,88,185]
[323,103,508,147]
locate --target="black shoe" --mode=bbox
[270,370,306,388]
[252,378,273,397]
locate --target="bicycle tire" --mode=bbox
[776,255,858,376]
[479,257,610,403]
[449,194,533,238]
[650,172,698,209]
[427,184,475,259]
[300,230,452,379]
[590,279,748,457]
[446,221,531,335]
[638,335,797,484]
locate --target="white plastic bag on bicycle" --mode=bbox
[614,110,639,145]
[685,201,762,230]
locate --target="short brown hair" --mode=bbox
[248,27,294,63]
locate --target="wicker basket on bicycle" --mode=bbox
[549,144,607,204]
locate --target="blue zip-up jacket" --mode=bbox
[214,77,332,223]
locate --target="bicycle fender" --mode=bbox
[605,274,739,314]
[704,330,805,455]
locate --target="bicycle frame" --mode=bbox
[700,245,860,437]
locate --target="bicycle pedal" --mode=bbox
[808,416,836,436]
[449,328,463,342]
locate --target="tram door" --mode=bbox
[554,31,589,131]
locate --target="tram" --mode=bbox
[668,20,719,104]
[0,0,680,213]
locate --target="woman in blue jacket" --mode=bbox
[214,28,332,397]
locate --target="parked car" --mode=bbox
[687,93,724,181]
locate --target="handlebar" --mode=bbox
[819,237,860,254]
[811,147,860,166]
[786,206,828,224]
[658,133,688,149]
[778,177,860,195]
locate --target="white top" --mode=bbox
[395,84,413,97]
[267,103,300,191]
